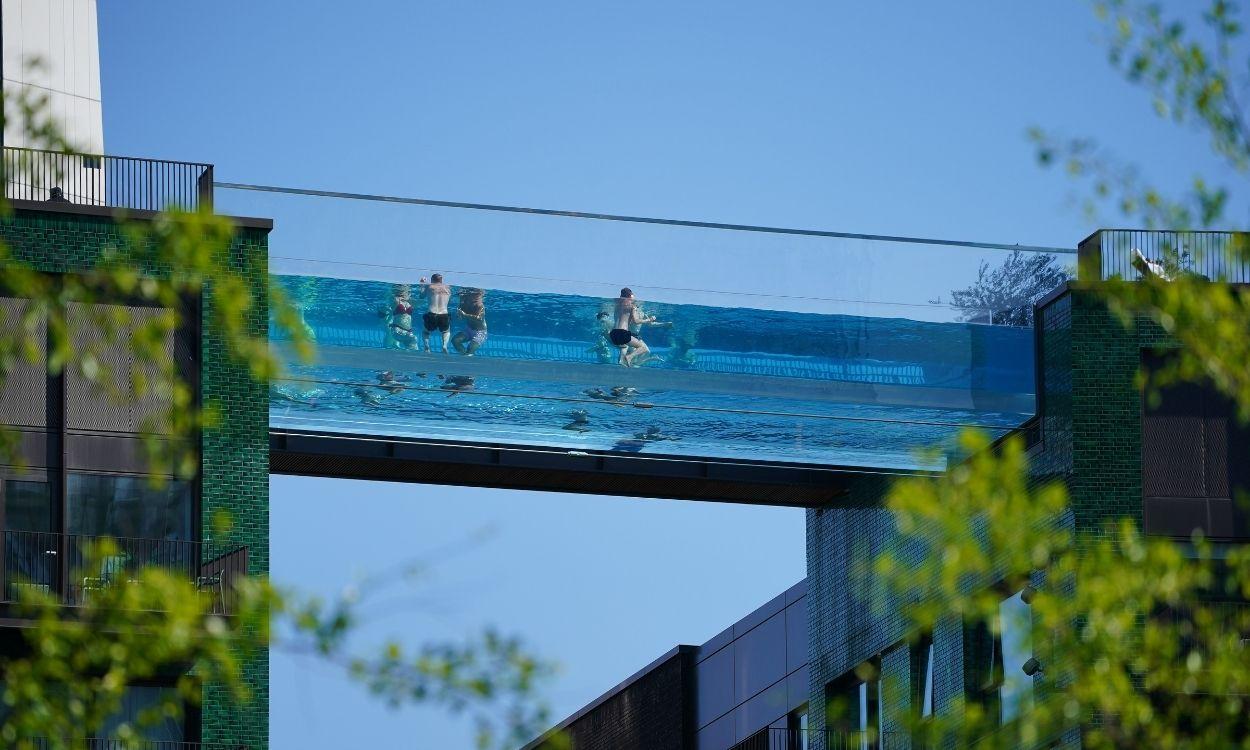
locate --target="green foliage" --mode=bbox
[879,430,1250,749]
[871,3,1250,747]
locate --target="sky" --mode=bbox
[92,2,1234,748]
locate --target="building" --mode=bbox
[529,230,1250,750]
[0,179,269,746]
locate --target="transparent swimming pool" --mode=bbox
[268,273,1035,472]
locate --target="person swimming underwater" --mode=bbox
[376,370,411,394]
[353,386,387,406]
[634,425,679,442]
[562,409,592,433]
[438,374,475,397]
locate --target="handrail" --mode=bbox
[3,146,214,212]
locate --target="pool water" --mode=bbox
[269,275,1035,471]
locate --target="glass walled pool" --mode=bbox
[217,185,1064,472]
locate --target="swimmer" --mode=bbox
[376,370,411,394]
[610,288,659,367]
[588,311,615,363]
[270,384,325,405]
[353,386,386,407]
[383,284,419,350]
[582,387,634,405]
[418,274,452,353]
[451,288,488,355]
[438,374,475,397]
[668,330,698,368]
[634,425,679,442]
[562,409,592,433]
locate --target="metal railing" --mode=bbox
[731,727,912,750]
[22,741,246,750]
[1078,229,1250,282]
[2,147,213,212]
[0,530,245,615]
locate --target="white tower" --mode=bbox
[2,0,104,201]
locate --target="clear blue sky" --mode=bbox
[96,2,1228,748]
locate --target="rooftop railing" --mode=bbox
[0,530,246,616]
[2,146,213,212]
[1078,229,1250,282]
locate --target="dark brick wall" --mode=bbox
[538,650,693,750]
[0,207,270,748]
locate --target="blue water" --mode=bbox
[269,275,1035,470]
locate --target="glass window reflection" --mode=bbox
[66,474,192,542]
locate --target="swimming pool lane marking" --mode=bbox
[217,181,1075,255]
[275,374,1023,431]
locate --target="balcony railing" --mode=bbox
[22,741,246,750]
[730,727,912,750]
[1078,229,1250,282]
[0,530,246,615]
[2,146,213,212]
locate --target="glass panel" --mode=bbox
[2,480,56,599]
[735,612,787,704]
[4,479,51,532]
[234,186,1056,472]
[98,685,185,741]
[66,474,192,541]
[798,712,809,750]
[999,591,1034,721]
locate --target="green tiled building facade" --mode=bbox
[0,203,271,748]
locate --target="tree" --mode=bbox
[872,2,1250,747]
[0,73,557,749]
[948,251,1073,326]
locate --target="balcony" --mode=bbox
[239,184,1053,484]
[1078,229,1250,282]
[2,146,213,212]
[731,727,911,750]
[21,742,246,750]
[0,531,247,616]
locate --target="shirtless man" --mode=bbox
[418,273,452,353]
[610,288,657,367]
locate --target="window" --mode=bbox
[999,591,1034,722]
[916,637,935,719]
[3,479,52,532]
[66,474,192,542]
[0,683,185,740]
[966,590,1035,726]
[1141,349,1250,539]
[826,662,882,748]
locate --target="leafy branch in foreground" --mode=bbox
[875,430,1250,749]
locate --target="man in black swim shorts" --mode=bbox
[611,287,657,366]
[418,273,452,353]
